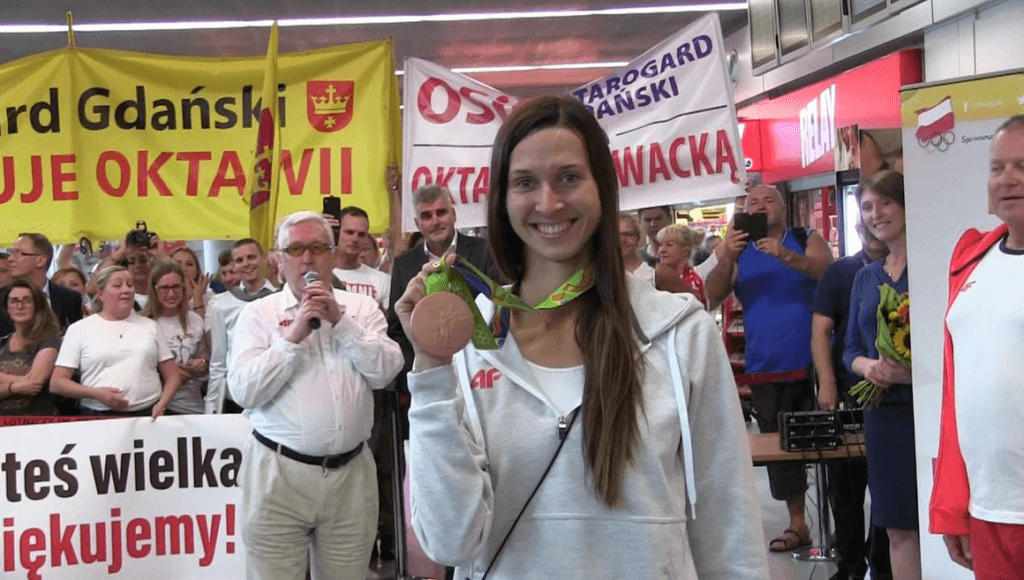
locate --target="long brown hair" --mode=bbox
[1,279,60,351]
[858,169,904,208]
[488,96,644,508]
[143,261,189,330]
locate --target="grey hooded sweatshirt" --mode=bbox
[407,275,769,579]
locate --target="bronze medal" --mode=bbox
[410,291,475,358]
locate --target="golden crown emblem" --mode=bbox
[311,84,349,115]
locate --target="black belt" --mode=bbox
[253,430,363,469]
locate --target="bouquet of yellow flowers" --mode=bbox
[849,286,911,409]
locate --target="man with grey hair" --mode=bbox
[388,184,500,314]
[384,185,499,570]
[229,210,404,580]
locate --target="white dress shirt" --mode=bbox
[228,287,403,456]
[425,231,459,262]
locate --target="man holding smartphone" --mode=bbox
[705,185,834,553]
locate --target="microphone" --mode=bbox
[302,271,321,330]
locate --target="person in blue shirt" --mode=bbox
[843,170,919,580]
[812,222,892,580]
[705,184,834,552]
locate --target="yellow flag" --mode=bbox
[245,23,281,249]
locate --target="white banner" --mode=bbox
[401,13,745,231]
[0,415,249,580]
[401,58,519,230]
[574,13,745,212]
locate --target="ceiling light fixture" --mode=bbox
[394,61,632,76]
[0,4,747,33]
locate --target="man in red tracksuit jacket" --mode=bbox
[931,115,1024,578]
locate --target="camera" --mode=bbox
[126,221,156,248]
[78,237,93,257]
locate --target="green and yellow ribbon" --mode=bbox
[423,257,591,350]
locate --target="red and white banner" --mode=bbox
[401,59,519,230]
[0,415,249,579]
[401,13,744,230]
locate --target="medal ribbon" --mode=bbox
[422,257,591,350]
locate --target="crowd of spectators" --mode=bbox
[0,208,428,422]
[3,114,1022,580]
[0,187,494,576]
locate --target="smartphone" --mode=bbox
[323,196,342,244]
[734,212,768,242]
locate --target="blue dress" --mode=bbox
[843,260,918,530]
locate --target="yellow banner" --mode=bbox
[0,40,400,244]
[902,73,1024,127]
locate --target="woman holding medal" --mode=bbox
[395,96,768,580]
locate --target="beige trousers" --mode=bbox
[240,435,378,580]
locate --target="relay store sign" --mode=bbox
[737,50,921,183]
[401,13,745,230]
[799,84,836,168]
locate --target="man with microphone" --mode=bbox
[229,211,404,580]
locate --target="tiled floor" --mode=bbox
[758,461,838,580]
[375,423,872,580]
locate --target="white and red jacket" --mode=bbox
[929,223,1009,536]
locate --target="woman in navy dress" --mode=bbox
[843,169,919,580]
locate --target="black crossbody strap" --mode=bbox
[478,407,581,580]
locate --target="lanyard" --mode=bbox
[423,257,591,350]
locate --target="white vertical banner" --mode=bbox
[572,13,746,211]
[401,59,519,231]
[901,72,1023,580]
[401,13,744,231]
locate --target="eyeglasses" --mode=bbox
[9,249,41,259]
[620,231,640,238]
[7,297,32,307]
[126,256,151,265]
[281,242,332,257]
[155,284,184,294]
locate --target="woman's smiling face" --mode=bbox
[505,127,602,273]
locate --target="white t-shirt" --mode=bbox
[333,264,391,308]
[157,312,207,415]
[56,312,173,412]
[946,240,1024,524]
[524,360,584,418]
